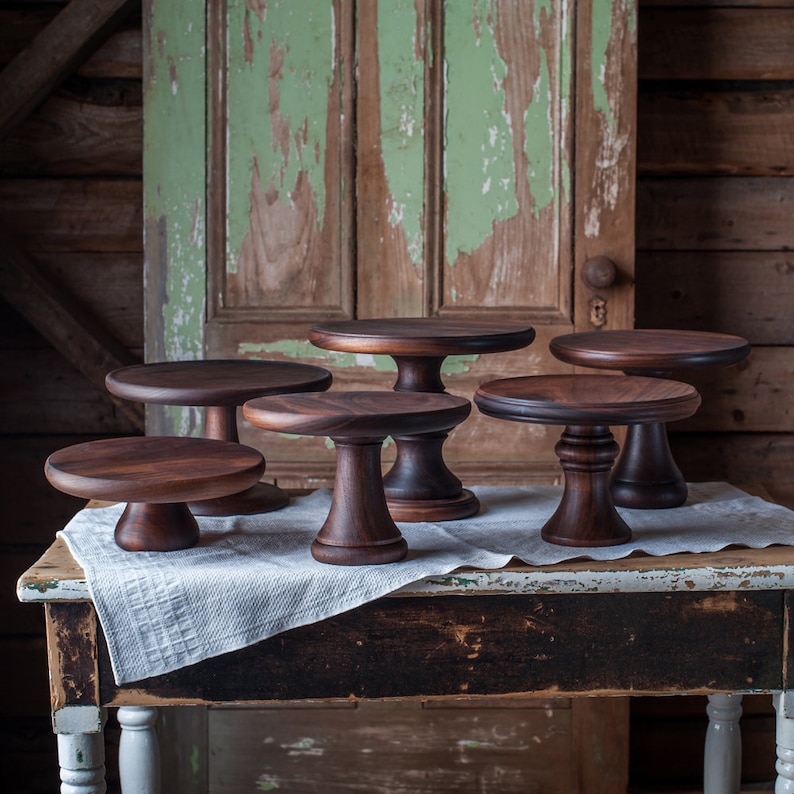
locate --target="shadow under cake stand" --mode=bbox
[549,329,750,509]
[308,318,535,522]
[243,391,471,565]
[45,436,265,551]
[106,359,332,515]
[474,374,701,547]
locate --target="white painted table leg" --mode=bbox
[774,692,794,792]
[118,706,161,794]
[704,693,743,794]
[57,729,107,794]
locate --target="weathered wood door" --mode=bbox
[144,0,636,489]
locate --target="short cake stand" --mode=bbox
[308,319,535,522]
[44,436,265,551]
[106,360,332,515]
[549,329,750,508]
[474,375,701,547]
[243,391,472,565]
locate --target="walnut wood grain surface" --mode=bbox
[243,391,471,439]
[106,359,332,406]
[45,436,265,504]
[474,375,701,427]
[549,329,750,372]
[309,318,535,356]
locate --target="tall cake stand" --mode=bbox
[244,391,471,565]
[474,374,701,546]
[550,329,750,508]
[308,318,535,521]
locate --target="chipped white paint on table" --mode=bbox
[18,534,794,793]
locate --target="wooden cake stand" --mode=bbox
[308,319,535,522]
[549,329,750,508]
[243,391,472,565]
[106,360,332,515]
[474,374,701,547]
[45,436,265,551]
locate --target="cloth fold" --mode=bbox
[57,483,794,684]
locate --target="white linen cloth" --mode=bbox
[58,483,794,684]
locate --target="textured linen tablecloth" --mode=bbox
[57,483,794,684]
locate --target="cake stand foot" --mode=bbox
[542,425,632,547]
[610,422,688,509]
[189,481,290,516]
[115,502,200,552]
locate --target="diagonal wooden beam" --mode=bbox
[0,227,145,431]
[0,0,135,139]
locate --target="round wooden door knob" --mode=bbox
[244,391,472,565]
[581,256,618,289]
[45,436,265,551]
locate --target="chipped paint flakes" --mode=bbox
[281,737,324,757]
[145,4,207,368]
[378,0,425,265]
[226,0,335,269]
[524,49,555,220]
[591,0,617,130]
[444,1,518,264]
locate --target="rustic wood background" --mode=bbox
[1,0,790,791]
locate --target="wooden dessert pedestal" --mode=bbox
[549,329,750,509]
[308,319,535,522]
[44,436,265,551]
[474,374,701,547]
[243,391,471,565]
[106,360,332,515]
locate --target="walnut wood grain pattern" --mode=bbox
[243,391,471,440]
[474,376,701,546]
[309,318,535,357]
[45,437,265,551]
[45,436,265,504]
[549,329,751,374]
[474,375,701,427]
[244,392,471,565]
[105,359,333,406]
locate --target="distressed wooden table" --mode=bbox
[17,530,794,793]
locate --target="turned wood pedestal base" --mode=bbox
[106,360,332,515]
[474,375,701,546]
[309,319,535,522]
[243,391,472,565]
[44,436,265,551]
[550,330,750,509]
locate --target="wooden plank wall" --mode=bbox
[0,1,791,792]
[0,1,140,790]
[630,1,792,789]
[635,0,794,513]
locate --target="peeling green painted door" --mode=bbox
[144,0,637,488]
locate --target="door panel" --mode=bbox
[209,0,354,325]
[440,1,572,321]
[148,0,636,486]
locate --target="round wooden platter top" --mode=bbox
[550,329,750,371]
[106,359,333,406]
[45,436,265,504]
[243,391,471,438]
[309,318,535,356]
[474,374,701,426]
